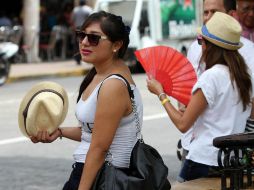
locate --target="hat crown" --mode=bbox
[26,94,64,135]
[205,12,242,44]
[197,12,243,50]
[18,81,68,137]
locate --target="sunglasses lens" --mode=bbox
[76,32,101,46]
[87,34,100,46]
[76,31,86,42]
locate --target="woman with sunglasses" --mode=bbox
[146,12,254,182]
[30,11,143,190]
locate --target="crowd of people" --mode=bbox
[39,0,93,61]
[0,0,94,62]
[18,0,254,189]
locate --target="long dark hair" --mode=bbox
[77,11,130,102]
[200,40,252,110]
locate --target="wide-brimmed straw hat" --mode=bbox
[197,12,243,50]
[18,81,68,137]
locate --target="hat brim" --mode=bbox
[18,81,68,137]
[197,27,243,50]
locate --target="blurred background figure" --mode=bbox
[71,0,92,29]
[236,0,254,42]
[0,11,12,27]
[71,0,93,65]
[62,3,74,29]
[39,5,50,45]
[59,2,75,59]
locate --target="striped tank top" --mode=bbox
[74,75,143,168]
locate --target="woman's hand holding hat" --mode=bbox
[18,81,69,138]
[30,128,61,143]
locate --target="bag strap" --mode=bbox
[97,74,142,164]
[97,74,134,99]
[97,74,141,137]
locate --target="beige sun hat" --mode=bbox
[197,12,243,50]
[18,81,68,137]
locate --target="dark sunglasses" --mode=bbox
[75,31,108,46]
[197,35,203,45]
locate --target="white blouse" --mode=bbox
[187,64,254,166]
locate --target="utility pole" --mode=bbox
[23,0,40,63]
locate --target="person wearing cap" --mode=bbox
[146,12,254,182]
[236,0,254,42]
[29,11,143,190]
[177,0,254,181]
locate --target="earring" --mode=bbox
[113,49,117,52]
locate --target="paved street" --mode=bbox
[0,74,182,190]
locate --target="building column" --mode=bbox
[23,0,40,63]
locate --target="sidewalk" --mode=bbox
[7,60,93,83]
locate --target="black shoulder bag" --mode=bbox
[92,74,171,190]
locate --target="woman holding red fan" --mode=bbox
[147,12,254,182]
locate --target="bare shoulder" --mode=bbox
[98,75,130,99]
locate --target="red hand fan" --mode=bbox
[135,45,197,106]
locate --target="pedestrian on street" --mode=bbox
[71,0,93,65]
[71,0,92,29]
[177,0,254,182]
[30,11,143,190]
[146,12,254,182]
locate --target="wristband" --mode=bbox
[246,118,254,132]
[58,128,63,139]
[161,98,170,105]
[158,92,166,100]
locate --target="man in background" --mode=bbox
[71,0,93,64]
[72,0,93,29]
[236,0,254,42]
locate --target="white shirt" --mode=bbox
[72,5,93,28]
[186,64,253,166]
[240,37,254,73]
[181,37,254,150]
[74,75,143,168]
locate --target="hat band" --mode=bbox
[22,89,65,136]
[202,25,240,46]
